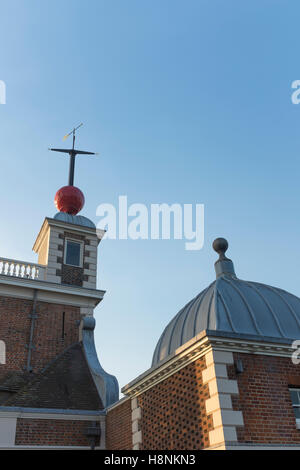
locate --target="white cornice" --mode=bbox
[0,274,105,308]
[33,217,104,253]
[0,410,105,421]
[207,335,295,358]
[122,335,212,398]
[121,332,296,398]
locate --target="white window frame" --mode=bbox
[289,388,300,429]
[64,238,84,268]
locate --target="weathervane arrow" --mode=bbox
[49,123,98,186]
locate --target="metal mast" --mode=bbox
[49,123,98,186]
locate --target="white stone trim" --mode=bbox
[86,245,97,253]
[123,335,212,397]
[47,262,61,270]
[122,333,295,398]
[208,378,239,396]
[49,228,63,237]
[131,397,142,450]
[46,267,58,276]
[87,239,98,247]
[0,413,105,449]
[205,350,235,366]
[202,350,244,448]
[83,281,97,289]
[84,268,97,276]
[208,426,237,446]
[212,409,244,427]
[47,249,62,258]
[47,254,58,263]
[85,255,97,263]
[45,274,61,283]
[0,417,16,446]
[99,417,106,449]
[202,363,227,383]
[33,218,101,254]
[49,242,60,250]
[80,307,94,316]
[0,410,105,421]
[205,394,233,414]
[0,275,104,308]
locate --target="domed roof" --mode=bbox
[152,238,300,367]
[54,212,96,228]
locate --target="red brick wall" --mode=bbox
[15,418,91,446]
[228,353,300,444]
[0,296,80,378]
[138,357,213,450]
[106,398,132,450]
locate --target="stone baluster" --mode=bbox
[12,262,17,277]
[0,259,44,280]
[25,265,29,278]
[7,261,12,276]
[18,263,22,277]
[21,264,27,278]
[28,265,33,279]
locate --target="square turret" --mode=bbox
[33,213,104,289]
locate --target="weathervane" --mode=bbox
[49,123,98,186]
[50,124,98,216]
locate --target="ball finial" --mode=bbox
[212,238,229,258]
[54,185,85,215]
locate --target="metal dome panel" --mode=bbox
[53,212,96,228]
[152,240,300,367]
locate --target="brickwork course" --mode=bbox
[138,357,213,450]
[229,352,300,445]
[106,399,133,450]
[107,350,300,450]
[0,296,80,379]
[15,419,92,446]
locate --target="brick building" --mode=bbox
[0,184,299,449]
[0,210,118,449]
[106,239,300,450]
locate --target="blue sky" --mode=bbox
[0,0,299,391]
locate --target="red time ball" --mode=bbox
[54,186,85,215]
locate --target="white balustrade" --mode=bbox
[0,258,46,280]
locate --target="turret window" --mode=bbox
[64,239,83,267]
